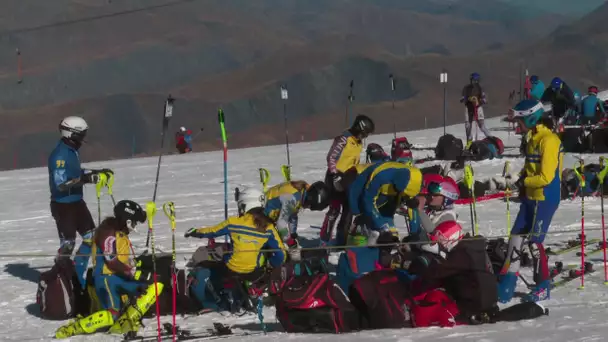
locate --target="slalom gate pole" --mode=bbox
[464,164,477,235]
[146,96,174,248]
[106,172,116,206]
[281,85,291,169]
[163,202,177,341]
[503,161,511,235]
[145,202,162,341]
[390,74,397,139]
[599,157,608,285]
[348,80,354,126]
[281,164,291,182]
[574,160,586,289]
[218,108,228,245]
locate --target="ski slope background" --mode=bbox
[2,117,608,341]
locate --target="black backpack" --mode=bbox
[36,258,77,320]
[435,134,463,160]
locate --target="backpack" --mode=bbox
[435,134,463,160]
[483,136,504,156]
[36,258,77,320]
[468,140,493,161]
[349,269,410,329]
[276,273,362,333]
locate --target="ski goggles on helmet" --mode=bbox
[427,182,459,200]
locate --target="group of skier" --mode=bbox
[46,71,567,337]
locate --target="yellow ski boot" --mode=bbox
[55,310,114,339]
[109,282,164,334]
[466,140,473,149]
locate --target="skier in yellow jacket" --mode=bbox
[321,115,375,245]
[498,116,564,303]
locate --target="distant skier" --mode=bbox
[48,117,111,261]
[541,77,576,122]
[497,116,564,303]
[579,86,606,125]
[529,75,545,101]
[175,127,193,154]
[321,114,375,246]
[461,72,492,147]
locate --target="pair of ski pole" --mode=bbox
[95,171,116,225]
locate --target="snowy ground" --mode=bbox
[2,117,608,341]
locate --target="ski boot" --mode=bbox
[521,279,550,302]
[286,233,302,262]
[55,310,115,339]
[109,282,164,335]
[497,272,518,303]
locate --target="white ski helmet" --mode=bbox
[180,126,186,132]
[59,116,88,142]
[235,187,265,216]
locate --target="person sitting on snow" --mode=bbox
[579,86,606,125]
[55,200,157,339]
[184,207,287,313]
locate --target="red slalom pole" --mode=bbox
[574,161,586,289]
[599,157,608,285]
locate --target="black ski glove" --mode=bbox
[81,172,100,184]
[403,197,419,209]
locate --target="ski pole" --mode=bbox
[281,165,291,182]
[218,108,228,246]
[573,160,586,289]
[146,96,174,249]
[390,74,397,139]
[106,171,116,206]
[503,161,511,235]
[145,202,162,341]
[599,157,608,285]
[163,202,177,342]
[280,85,291,169]
[259,168,270,192]
[348,80,354,126]
[95,172,108,225]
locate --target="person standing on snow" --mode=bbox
[529,75,545,101]
[55,200,156,338]
[461,72,492,147]
[348,161,423,245]
[541,77,576,123]
[579,86,606,125]
[321,114,375,246]
[48,117,112,264]
[497,115,564,303]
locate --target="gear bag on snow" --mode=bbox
[435,134,463,160]
[276,273,362,334]
[36,258,78,320]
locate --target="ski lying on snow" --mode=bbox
[122,323,249,342]
[551,262,594,289]
[546,238,601,256]
[576,241,607,257]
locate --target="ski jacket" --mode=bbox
[92,217,136,278]
[461,84,486,107]
[184,131,193,150]
[530,81,545,101]
[326,130,363,174]
[263,182,307,236]
[48,139,85,203]
[522,124,564,202]
[189,213,286,274]
[348,161,423,230]
[541,82,576,116]
[411,237,497,317]
[580,94,606,118]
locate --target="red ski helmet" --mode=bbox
[427,177,460,207]
[589,86,599,95]
[430,220,464,252]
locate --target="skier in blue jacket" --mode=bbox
[529,76,545,101]
[48,116,112,285]
[579,86,606,125]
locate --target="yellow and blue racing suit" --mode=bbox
[348,161,423,231]
[262,182,306,239]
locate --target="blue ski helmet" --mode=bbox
[512,99,544,129]
[551,77,563,91]
[530,75,539,84]
[470,72,480,82]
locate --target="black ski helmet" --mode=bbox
[114,200,147,228]
[351,115,375,138]
[366,143,388,163]
[303,181,330,211]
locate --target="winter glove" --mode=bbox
[81,172,100,184]
[332,174,343,192]
[91,168,114,175]
[184,227,198,238]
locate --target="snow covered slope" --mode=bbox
[2,117,608,341]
